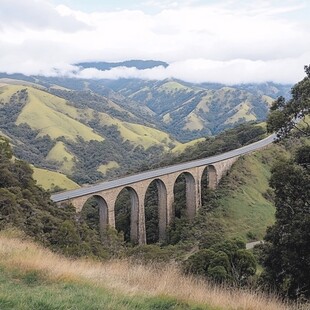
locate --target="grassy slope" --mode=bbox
[46,141,75,173]
[1,83,180,150]
[0,84,25,101]
[0,232,289,310]
[97,161,120,174]
[224,101,257,124]
[158,81,193,93]
[172,138,205,153]
[0,270,208,310]
[96,111,180,149]
[123,122,179,149]
[184,113,205,131]
[214,144,289,241]
[182,87,274,132]
[15,86,104,142]
[32,166,79,191]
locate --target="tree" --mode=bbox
[0,136,12,161]
[267,65,310,139]
[261,158,310,299]
[183,239,256,285]
[262,65,310,300]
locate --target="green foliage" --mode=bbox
[0,136,12,160]
[127,244,180,263]
[0,84,177,185]
[267,65,310,139]
[262,65,310,300]
[144,181,160,244]
[0,267,212,310]
[261,156,310,299]
[0,136,125,259]
[158,122,266,169]
[115,189,132,243]
[183,239,256,286]
[295,144,310,168]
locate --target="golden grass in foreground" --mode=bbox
[0,232,301,310]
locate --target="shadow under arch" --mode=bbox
[173,171,196,220]
[144,178,168,243]
[80,195,109,237]
[207,165,218,190]
[114,186,139,244]
[200,165,217,206]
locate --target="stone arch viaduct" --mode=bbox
[51,134,275,245]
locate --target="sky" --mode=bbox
[0,0,309,84]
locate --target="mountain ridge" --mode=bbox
[0,81,181,186]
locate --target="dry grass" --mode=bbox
[0,231,299,310]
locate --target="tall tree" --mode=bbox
[267,65,310,139]
[262,65,310,300]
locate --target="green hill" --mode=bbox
[32,166,79,191]
[0,82,182,184]
[15,86,104,142]
[211,145,286,241]
[1,73,292,142]
[0,83,177,148]
[148,123,279,244]
[102,78,282,140]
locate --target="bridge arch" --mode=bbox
[80,195,108,237]
[144,178,168,243]
[208,165,218,190]
[114,186,140,244]
[173,171,196,220]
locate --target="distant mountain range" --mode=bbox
[77,59,169,70]
[0,81,180,188]
[0,60,292,142]
[0,60,292,188]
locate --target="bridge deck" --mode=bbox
[51,134,276,202]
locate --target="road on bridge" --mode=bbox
[51,134,276,203]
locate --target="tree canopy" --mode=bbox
[267,65,310,139]
[262,65,310,300]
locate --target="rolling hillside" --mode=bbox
[0,66,292,186]
[0,81,181,185]
[108,79,276,139]
[32,166,80,191]
[0,68,292,143]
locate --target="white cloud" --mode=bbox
[73,54,309,84]
[0,0,309,83]
[0,0,90,32]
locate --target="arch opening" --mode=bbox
[169,172,196,244]
[208,165,218,190]
[115,187,139,244]
[144,179,167,244]
[80,195,108,237]
[200,165,217,206]
[173,172,196,219]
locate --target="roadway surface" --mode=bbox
[51,134,276,203]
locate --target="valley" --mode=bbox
[0,71,291,190]
[1,0,310,307]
